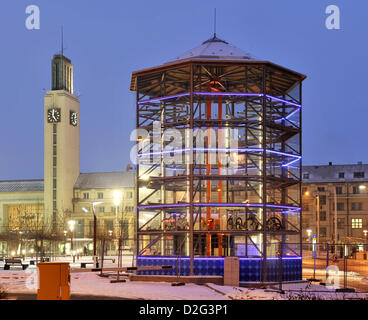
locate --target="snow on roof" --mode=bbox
[0,180,44,192]
[74,171,135,189]
[167,34,255,63]
[302,163,368,183]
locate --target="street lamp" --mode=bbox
[113,191,122,240]
[68,220,75,259]
[307,229,312,241]
[83,201,103,261]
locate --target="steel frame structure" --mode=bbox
[131,59,306,281]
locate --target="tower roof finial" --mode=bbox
[214,8,217,37]
[61,26,64,57]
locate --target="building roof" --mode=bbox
[130,34,306,92]
[167,34,255,63]
[74,172,135,189]
[302,163,368,183]
[0,179,44,192]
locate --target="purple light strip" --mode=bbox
[265,95,301,108]
[138,92,302,108]
[138,148,301,160]
[282,158,301,168]
[138,93,189,105]
[137,256,302,260]
[195,92,262,98]
[138,203,301,211]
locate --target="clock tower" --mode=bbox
[44,54,80,233]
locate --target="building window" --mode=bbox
[105,220,113,233]
[352,186,360,194]
[303,204,309,211]
[110,207,115,213]
[317,187,325,192]
[53,168,56,177]
[338,172,345,179]
[53,146,56,156]
[98,192,103,199]
[53,134,57,145]
[337,202,344,211]
[83,207,90,212]
[303,173,309,179]
[120,219,129,244]
[352,218,363,229]
[320,211,326,221]
[83,193,89,199]
[88,220,94,235]
[53,179,56,188]
[53,201,57,210]
[337,218,344,229]
[354,172,365,178]
[336,186,343,195]
[98,206,105,213]
[53,156,57,166]
[320,227,327,237]
[126,191,133,199]
[351,202,363,211]
[319,195,326,205]
[53,190,56,200]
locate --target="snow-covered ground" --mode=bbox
[0,256,367,300]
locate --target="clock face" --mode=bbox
[47,108,61,123]
[70,111,78,126]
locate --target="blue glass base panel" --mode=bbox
[137,257,302,282]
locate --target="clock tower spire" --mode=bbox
[44,49,80,234]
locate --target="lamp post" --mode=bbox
[63,230,67,255]
[113,191,122,256]
[315,193,320,255]
[333,187,338,255]
[68,220,75,260]
[83,201,103,264]
[113,191,122,240]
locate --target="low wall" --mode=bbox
[137,256,302,282]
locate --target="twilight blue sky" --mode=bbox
[0,0,367,180]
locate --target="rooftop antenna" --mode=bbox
[61,26,64,57]
[214,8,217,37]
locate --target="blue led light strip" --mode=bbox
[138,203,301,211]
[138,147,301,160]
[137,256,302,260]
[138,92,302,108]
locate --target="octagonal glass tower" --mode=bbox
[131,35,306,282]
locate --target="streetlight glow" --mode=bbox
[113,191,122,205]
[68,220,75,232]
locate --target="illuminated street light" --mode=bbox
[113,191,121,206]
[113,191,122,247]
[307,229,312,241]
[83,201,103,261]
[68,220,75,253]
